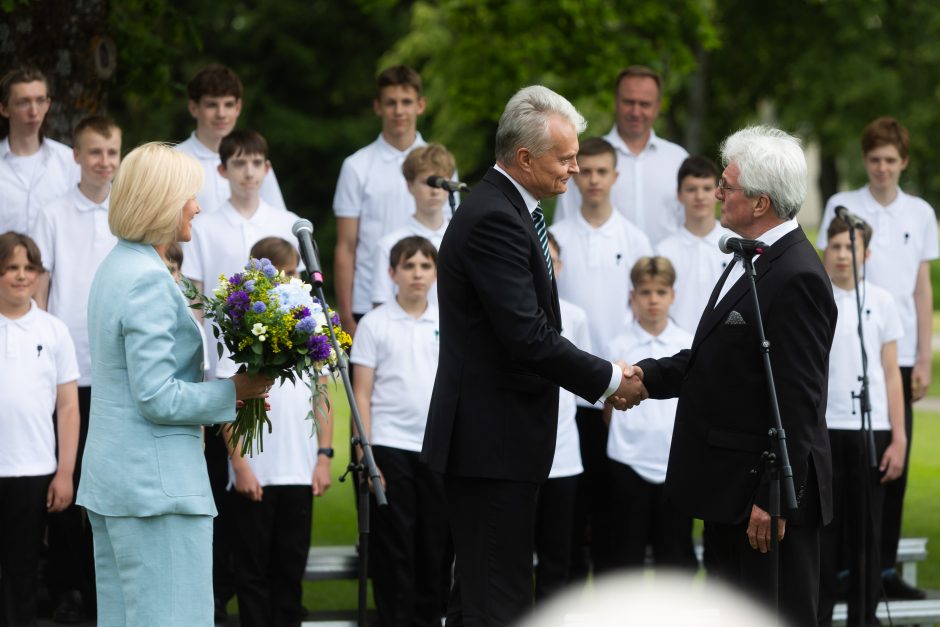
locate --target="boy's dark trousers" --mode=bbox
[0,474,50,627]
[819,428,890,627]
[228,485,313,627]
[534,474,578,601]
[369,445,449,627]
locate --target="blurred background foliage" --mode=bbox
[3,0,939,299]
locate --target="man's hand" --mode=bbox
[313,457,332,496]
[880,438,907,483]
[606,362,648,411]
[233,463,264,502]
[746,504,786,553]
[912,359,931,401]
[46,471,74,512]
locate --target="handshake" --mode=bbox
[606,362,648,411]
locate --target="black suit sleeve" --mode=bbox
[637,349,691,400]
[464,208,610,403]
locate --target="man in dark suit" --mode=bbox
[625,126,837,626]
[421,85,643,627]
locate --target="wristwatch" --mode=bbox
[317,447,335,458]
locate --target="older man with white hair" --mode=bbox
[421,86,644,626]
[624,126,837,625]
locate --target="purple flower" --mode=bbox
[228,273,244,286]
[251,301,267,314]
[244,279,256,293]
[225,290,250,321]
[330,313,341,328]
[247,258,262,270]
[262,264,278,279]
[307,334,332,361]
[293,307,310,320]
[296,316,317,333]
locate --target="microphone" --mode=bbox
[719,233,768,257]
[426,175,470,193]
[834,205,866,229]
[291,219,324,288]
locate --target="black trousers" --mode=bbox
[369,446,448,627]
[0,474,51,627]
[445,476,539,627]
[205,425,236,606]
[705,466,823,627]
[880,366,913,572]
[607,460,697,570]
[533,474,578,601]
[46,385,95,612]
[227,485,312,627]
[819,429,890,627]
[569,406,614,577]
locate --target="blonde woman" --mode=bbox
[77,143,270,626]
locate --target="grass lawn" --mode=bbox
[298,382,940,614]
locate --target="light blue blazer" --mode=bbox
[77,240,234,517]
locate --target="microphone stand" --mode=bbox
[447,190,457,213]
[298,233,387,627]
[847,224,877,626]
[739,250,798,623]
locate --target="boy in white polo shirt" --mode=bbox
[606,256,696,570]
[816,117,938,598]
[656,155,731,333]
[534,233,587,601]
[351,236,447,626]
[333,65,430,336]
[0,231,79,626]
[222,237,334,627]
[181,127,302,619]
[32,114,120,621]
[0,67,79,236]
[548,136,652,577]
[818,219,906,627]
[370,143,455,308]
[176,63,286,213]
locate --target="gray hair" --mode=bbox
[495,85,587,165]
[720,126,807,220]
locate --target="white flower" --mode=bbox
[251,323,268,338]
[258,335,266,341]
[213,281,228,297]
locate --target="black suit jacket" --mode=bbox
[421,168,612,482]
[639,226,836,525]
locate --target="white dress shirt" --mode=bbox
[0,137,79,235]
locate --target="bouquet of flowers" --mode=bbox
[183,257,352,456]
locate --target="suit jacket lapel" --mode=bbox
[484,168,562,327]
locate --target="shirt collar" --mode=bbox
[631,319,677,345]
[185,132,218,160]
[376,132,426,162]
[863,184,907,214]
[1,136,52,162]
[407,215,449,236]
[0,300,39,330]
[753,218,799,246]
[493,163,539,215]
[387,297,438,322]
[573,208,618,234]
[72,183,110,212]
[604,125,662,156]
[219,200,272,227]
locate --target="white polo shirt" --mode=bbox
[818,187,939,366]
[33,185,117,386]
[656,222,732,334]
[0,137,79,236]
[182,199,303,376]
[550,210,653,407]
[826,282,902,431]
[175,133,287,213]
[226,374,320,488]
[553,127,688,244]
[333,133,429,315]
[550,298,588,479]
[370,215,448,307]
[0,303,80,477]
[350,298,439,452]
[606,320,692,483]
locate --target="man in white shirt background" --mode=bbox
[0,66,78,236]
[552,65,687,245]
[175,63,286,213]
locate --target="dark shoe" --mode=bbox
[882,572,927,600]
[52,590,85,624]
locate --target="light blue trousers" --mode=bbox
[88,511,214,627]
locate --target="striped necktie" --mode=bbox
[532,202,554,279]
